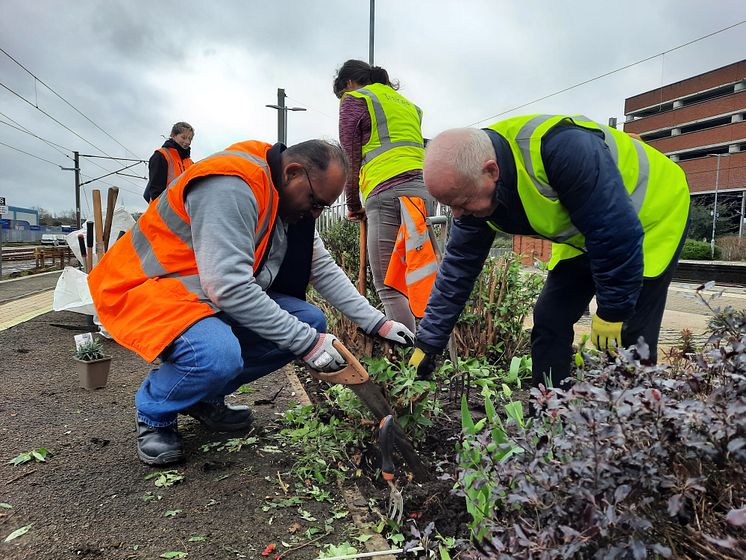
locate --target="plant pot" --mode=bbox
[74,356,111,390]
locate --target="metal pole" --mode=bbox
[739,190,745,239]
[74,151,81,229]
[277,88,287,145]
[369,0,375,65]
[265,89,305,145]
[711,155,721,259]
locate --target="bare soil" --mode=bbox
[0,311,364,559]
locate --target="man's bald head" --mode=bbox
[424,128,499,218]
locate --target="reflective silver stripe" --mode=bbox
[405,260,438,285]
[515,115,560,200]
[358,87,391,143]
[162,149,177,184]
[357,87,423,165]
[154,190,192,248]
[572,114,648,212]
[363,141,424,164]
[130,222,169,277]
[399,199,429,253]
[208,150,276,243]
[161,272,218,309]
[630,140,650,212]
[572,115,619,164]
[553,226,581,243]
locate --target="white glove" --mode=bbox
[377,320,415,346]
[302,333,346,372]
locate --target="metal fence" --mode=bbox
[315,195,452,237]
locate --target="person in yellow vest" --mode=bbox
[408,115,690,404]
[334,60,436,332]
[143,121,195,202]
[89,139,414,465]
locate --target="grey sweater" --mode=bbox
[185,175,384,356]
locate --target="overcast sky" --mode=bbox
[1,1,745,218]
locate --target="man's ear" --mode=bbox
[483,160,500,183]
[284,161,303,181]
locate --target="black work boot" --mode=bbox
[182,401,254,432]
[136,419,184,466]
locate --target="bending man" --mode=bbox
[410,115,690,395]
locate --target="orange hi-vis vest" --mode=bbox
[384,196,438,317]
[88,141,279,362]
[158,146,194,187]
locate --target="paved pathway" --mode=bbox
[0,270,62,304]
[0,290,54,331]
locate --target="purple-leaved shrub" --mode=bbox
[455,303,746,559]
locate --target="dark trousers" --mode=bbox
[530,251,681,390]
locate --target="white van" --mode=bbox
[40,234,66,246]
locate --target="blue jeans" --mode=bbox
[135,291,326,427]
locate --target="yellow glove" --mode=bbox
[409,347,436,380]
[591,314,623,353]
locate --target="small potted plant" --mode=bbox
[73,337,111,390]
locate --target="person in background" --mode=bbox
[143,121,195,202]
[334,60,435,333]
[409,115,690,404]
[90,138,414,466]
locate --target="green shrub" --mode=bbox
[681,238,721,260]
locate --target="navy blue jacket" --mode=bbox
[416,123,644,354]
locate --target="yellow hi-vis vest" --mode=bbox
[486,115,690,278]
[344,83,425,203]
[384,196,438,317]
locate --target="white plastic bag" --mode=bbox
[53,266,95,315]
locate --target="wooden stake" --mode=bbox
[102,187,119,252]
[92,190,105,261]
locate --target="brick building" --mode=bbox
[513,59,746,264]
[624,59,746,239]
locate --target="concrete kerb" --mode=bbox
[284,368,397,560]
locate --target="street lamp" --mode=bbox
[706,153,729,259]
[265,88,306,145]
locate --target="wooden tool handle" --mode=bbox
[357,220,367,296]
[102,187,119,252]
[85,221,94,273]
[92,190,105,259]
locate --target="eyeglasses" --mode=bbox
[302,167,332,211]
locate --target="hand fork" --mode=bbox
[379,415,404,523]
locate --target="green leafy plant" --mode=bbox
[144,470,184,488]
[363,353,441,435]
[275,404,365,484]
[319,542,358,558]
[8,448,49,466]
[73,338,106,361]
[159,552,187,559]
[200,436,257,453]
[453,255,544,364]
[4,524,32,543]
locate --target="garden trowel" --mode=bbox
[307,340,429,482]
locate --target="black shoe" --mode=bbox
[182,401,255,432]
[136,420,184,466]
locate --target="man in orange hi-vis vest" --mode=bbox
[89,139,414,466]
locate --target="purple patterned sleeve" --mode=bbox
[338,96,370,213]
